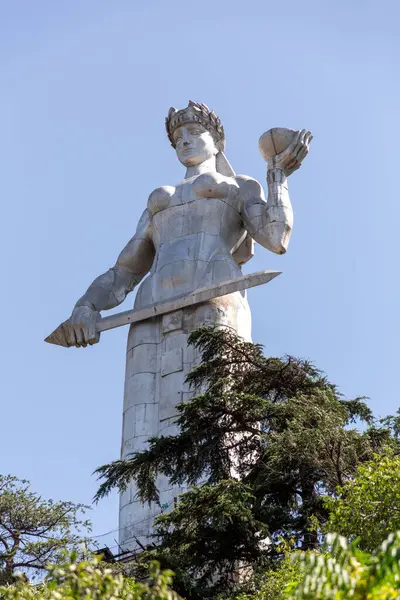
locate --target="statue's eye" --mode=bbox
[175,136,182,144]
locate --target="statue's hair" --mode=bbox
[165,101,225,152]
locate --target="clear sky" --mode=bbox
[0,0,399,552]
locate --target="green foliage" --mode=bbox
[235,532,400,599]
[94,327,391,598]
[0,552,181,599]
[325,449,400,552]
[380,408,400,440]
[232,543,302,600]
[148,480,268,597]
[0,475,92,585]
[286,532,400,599]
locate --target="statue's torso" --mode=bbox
[134,173,249,309]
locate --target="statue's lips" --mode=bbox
[183,147,195,154]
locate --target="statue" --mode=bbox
[46,101,312,550]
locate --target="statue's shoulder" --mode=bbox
[234,175,265,202]
[148,185,175,215]
[234,174,263,190]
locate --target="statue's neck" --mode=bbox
[184,156,216,179]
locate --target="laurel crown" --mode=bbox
[165,101,225,152]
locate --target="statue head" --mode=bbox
[166,101,234,175]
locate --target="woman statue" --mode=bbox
[61,101,312,550]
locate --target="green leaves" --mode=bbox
[0,475,92,584]
[325,449,400,552]
[0,554,181,599]
[285,531,400,599]
[93,326,389,598]
[128,481,270,598]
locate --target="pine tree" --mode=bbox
[0,475,92,584]
[95,327,390,598]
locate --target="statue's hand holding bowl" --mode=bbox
[62,305,100,348]
[259,128,313,177]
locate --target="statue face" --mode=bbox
[173,123,218,167]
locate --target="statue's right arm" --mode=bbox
[63,209,155,347]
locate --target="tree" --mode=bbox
[233,532,400,600]
[0,475,92,585]
[325,449,400,552]
[231,541,302,600]
[95,327,388,598]
[285,532,400,599]
[0,553,181,599]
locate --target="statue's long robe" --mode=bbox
[119,292,251,549]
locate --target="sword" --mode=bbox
[45,269,281,347]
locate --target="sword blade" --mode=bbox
[45,270,281,347]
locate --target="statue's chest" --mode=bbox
[149,176,241,245]
[152,195,227,242]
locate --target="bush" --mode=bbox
[0,552,181,599]
[286,532,400,599]
[325,449,400,552]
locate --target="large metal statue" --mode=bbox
[46,101,312,550]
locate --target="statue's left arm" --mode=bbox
[238,129,312,254]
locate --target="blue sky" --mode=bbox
[0,0,399,551]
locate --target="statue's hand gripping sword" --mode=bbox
[45,270,281,347]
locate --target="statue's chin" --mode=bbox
[177,149,214,168]
[178,154,201,167]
